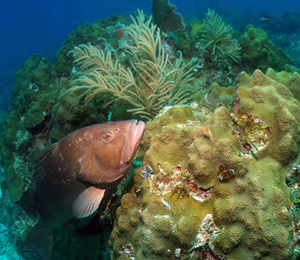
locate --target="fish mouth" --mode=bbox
[133,120,145,146]
[121,120,145,164]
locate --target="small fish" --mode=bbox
[260,15,269,22]
[19,120,145,260]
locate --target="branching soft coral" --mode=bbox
[65,10,195,120]
[200,9,241,68]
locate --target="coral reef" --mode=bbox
[10,54,57,129]
[265,68,300,102]
[152,0,185,32]
[0,222,23,260]
[0,54,57,201]
[55,15,132,72]
[1,6,300,260]
[239,25,292,73]
[110,70,300,259]
[286,156,300,257]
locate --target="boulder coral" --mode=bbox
[265,68,300,102]
[110,69,300,259]
[239,25,292,73]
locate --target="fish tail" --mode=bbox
[19,223,53,260]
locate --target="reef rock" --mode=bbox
[110,69,300,259]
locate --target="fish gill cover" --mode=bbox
[1,0,300,259]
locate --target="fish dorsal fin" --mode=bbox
[32,143,58,185]
[20,143,58,219]
[76,148,108,184]
[72,187,105,219]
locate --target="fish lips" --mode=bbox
[121,120,145,164]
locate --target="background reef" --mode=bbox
[1,5,300,260]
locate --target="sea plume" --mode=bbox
[65,10,195,120]
[200,9,241,68]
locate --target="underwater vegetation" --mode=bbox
[1,1,300,259]
[66,11,195,120]
[198,9,241,68]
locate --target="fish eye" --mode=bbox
[115,128,120,131]
[101,131,113,142]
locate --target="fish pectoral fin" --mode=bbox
[72,187,106,219]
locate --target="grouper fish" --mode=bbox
[19,120,145,260]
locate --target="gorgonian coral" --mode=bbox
[65,10,195,120]
[200,9,241,68]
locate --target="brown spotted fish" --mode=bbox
[20,120,145,260]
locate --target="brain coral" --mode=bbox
[110,70,300,259]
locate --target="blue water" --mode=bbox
[1,0,300,112]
